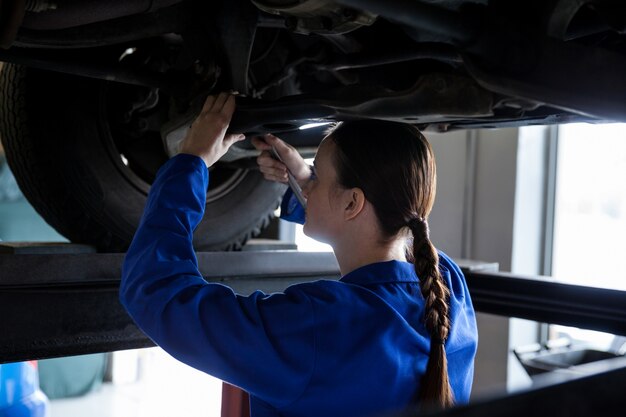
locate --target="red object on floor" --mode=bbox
[221,382,250,417]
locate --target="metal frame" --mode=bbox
[3,251,625,362]
[398,358,626,417]
[0,250,340,364]
[467,269,626,338]
[2,249,626,416]
[337,0,626,123]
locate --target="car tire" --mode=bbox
[0,64,286,252]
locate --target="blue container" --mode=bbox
[0,361,50,417]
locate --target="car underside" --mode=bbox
[0,0,625,251]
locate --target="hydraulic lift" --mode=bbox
[1,242,626,417]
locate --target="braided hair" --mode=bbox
[327,120,454,409]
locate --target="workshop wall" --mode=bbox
[0,154,66,242]
[428,127,547,399]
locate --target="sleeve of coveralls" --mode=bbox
[279,187,305,224]
[119,154,315,409]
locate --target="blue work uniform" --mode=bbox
[120,154,478,417]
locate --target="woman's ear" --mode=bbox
[343,188,366,221]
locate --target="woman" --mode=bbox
[120,93,478,417]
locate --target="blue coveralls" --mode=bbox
[120,154,478,417]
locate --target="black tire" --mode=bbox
[0,64,285,252]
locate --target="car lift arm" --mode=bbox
[1,250,626,417]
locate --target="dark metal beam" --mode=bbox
[396,358,626,417]
[335,0,478,46]
[464,270,626,338]
[12,3,190,49]
[0,48,188,96]
[2,250,626,365]
[0,251,341,364]
[0,251,341,288]
[337,0,626,122]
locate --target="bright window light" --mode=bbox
[550,122,626,348]
[294,158,333,252]
[552,123,626,291]
[295,225,333,252]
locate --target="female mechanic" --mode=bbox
[120,92,478,417]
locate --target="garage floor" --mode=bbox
[48,348,222,417]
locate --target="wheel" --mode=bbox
[0,64,285,252]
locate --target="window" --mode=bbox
[294,158,333,252]
[550,123,626,347]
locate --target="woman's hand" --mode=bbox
[180,93,246,168]
[252,134,311,187]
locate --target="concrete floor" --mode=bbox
[49,348,222,417]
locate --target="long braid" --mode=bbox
[327,120,454,410]
[410,218,453,409]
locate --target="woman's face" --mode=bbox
[301,137,346,245]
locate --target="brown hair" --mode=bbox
[327,120,453,410]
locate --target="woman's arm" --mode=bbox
[119,95,315,407]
